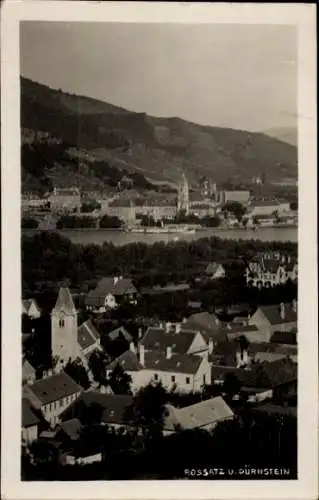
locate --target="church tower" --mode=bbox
[177,172,189,215]
[51,287,78,369]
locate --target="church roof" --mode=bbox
[52,287,77,315]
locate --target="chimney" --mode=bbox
[165,322,171,333]
[281,255,286,264]
[208,339,214,355]
[175,323,181,334]
[166,346,172,359]
[280,302,285,320]
[292,299,297,313]
[138,344,145,366]
[138,327,143,339]
[182,317,187,324]
[113,276,119,285]
[159,321,163,329]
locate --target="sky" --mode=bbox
[20,22,297,132]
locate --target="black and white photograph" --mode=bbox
[1,2,317,500]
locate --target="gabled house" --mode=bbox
[204,262,226,280]
[140,324,208,358]
[222,323,265,344]
[22,398,41,444]
[23,372,82,427]
[163,396,234,435]
[249,302,297,342]
[77,319,101,357]
[22,298,41,319]
[245,253,298,288]
[181,312,221,343]
[106,344,212,394]
[22,358,36,385]
[59,392,134,431]
[85,277,137,312]
[238,357,297,403]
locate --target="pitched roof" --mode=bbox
[22,398,41,428]
[254,352,287,364]
[22,359,36,379]
[140,327,198,355]
[224,324,265,344]
[238,358,297,389]
[52,288,77,315]
[108,326,133,342]
[205,262,224,275]
[182,312,222,342]
[24,372,82,405]
[106,350,143,372]
[57,418,82,441]
[78,320,100,350]
[85,277,137,306]
[144,351,203,375]
[256,304,297,325]
[164,396,233,431]
[59,392,133,426]
[22,298,40,314]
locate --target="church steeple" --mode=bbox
[177,172,189,215]
[51,287,78,369]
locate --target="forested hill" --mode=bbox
[21,76,298,192]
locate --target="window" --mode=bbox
[171,375,176,383]
[59,319,65,328]
[203,374,206,385]
[154,374,158,381]
[186,377,190,384]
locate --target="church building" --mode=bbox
[51,287,101,371]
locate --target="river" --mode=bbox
[23,227,297,246]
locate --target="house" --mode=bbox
[140,323,208,358]
[106,344,212,393]
[222,323,265,344]
[23,372,82,427]
[22,298,41,319]
[181,312,221,342]
[48,187,81,212]
[22,358,36,385]
[204,262,226,280]
[77,319,101,357]
[248,201,290,217]
[163,396,234,435]
[237,357,297,402]
[105,349,143,392]
[22,398,41,444]
[59,392,134,431]
[245,253,297,288]
[245,259,288,288]
[85,277,138,312]
[249,302,297,342]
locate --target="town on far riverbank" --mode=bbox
[22,174,298,236]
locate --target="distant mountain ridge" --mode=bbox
[20,76,298,192]
[263,127,297,147]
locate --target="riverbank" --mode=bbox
[23,225,298,246]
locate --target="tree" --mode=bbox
[64,359,91,389]
[88,350,110,386]
[222,202,246,222]
[28,439,60,468]
[128,382,168,444]
[108,364,132,395]
[22,217,39,229]
[99,215,123,229]
[223,372,241,398]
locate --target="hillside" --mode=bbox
[263,127,297,147]
[20,77,298,193]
